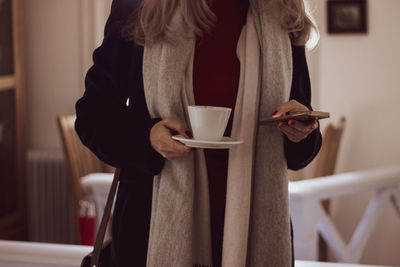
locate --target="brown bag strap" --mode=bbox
[91,168,120,266]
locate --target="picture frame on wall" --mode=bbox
[328,0,367,34]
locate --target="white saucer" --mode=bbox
[172,135,243,149]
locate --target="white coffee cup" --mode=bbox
[188,105,232,141]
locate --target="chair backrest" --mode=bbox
[58,115,106,201]
[57,115,114,242]
[311,117,346,261]
[313,116,346,178]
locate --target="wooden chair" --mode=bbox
[289,116,346,261]
[57,114,114,243]
[290,116,346,181]
[312,117,347,261]
[313,117,346,178]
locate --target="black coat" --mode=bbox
[75,0,322,265]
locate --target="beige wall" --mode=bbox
[24,0,110,150]
[306,0,400,265]
[24,0,81,150]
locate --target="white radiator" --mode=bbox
[26,150,76,244]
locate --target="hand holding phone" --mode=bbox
[262,100,327,142]
[259,111,330,125]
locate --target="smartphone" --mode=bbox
[259,111,330,125]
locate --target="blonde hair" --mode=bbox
[124,0,318,47]
[277,0,319,47]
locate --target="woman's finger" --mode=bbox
[154,129,190,154]
[163,150,194,160]
[162,117,191,138]
[278,124,308,143]
[161,136,191,154]
[272,100,309,118]
[281,124,307,138]
[287,119,318,134]
[150,118,191,160]
[279,126,302,143]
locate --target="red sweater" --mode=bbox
[193,0,248,265]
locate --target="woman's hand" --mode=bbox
[150,117,193,160]
[272,100,318,143]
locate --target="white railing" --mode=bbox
[80,166,400,265]
[289,165,400,263]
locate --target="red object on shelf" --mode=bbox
[79,200,96,245]
[79,216,96,245]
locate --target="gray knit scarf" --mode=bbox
[142,1,293,266]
